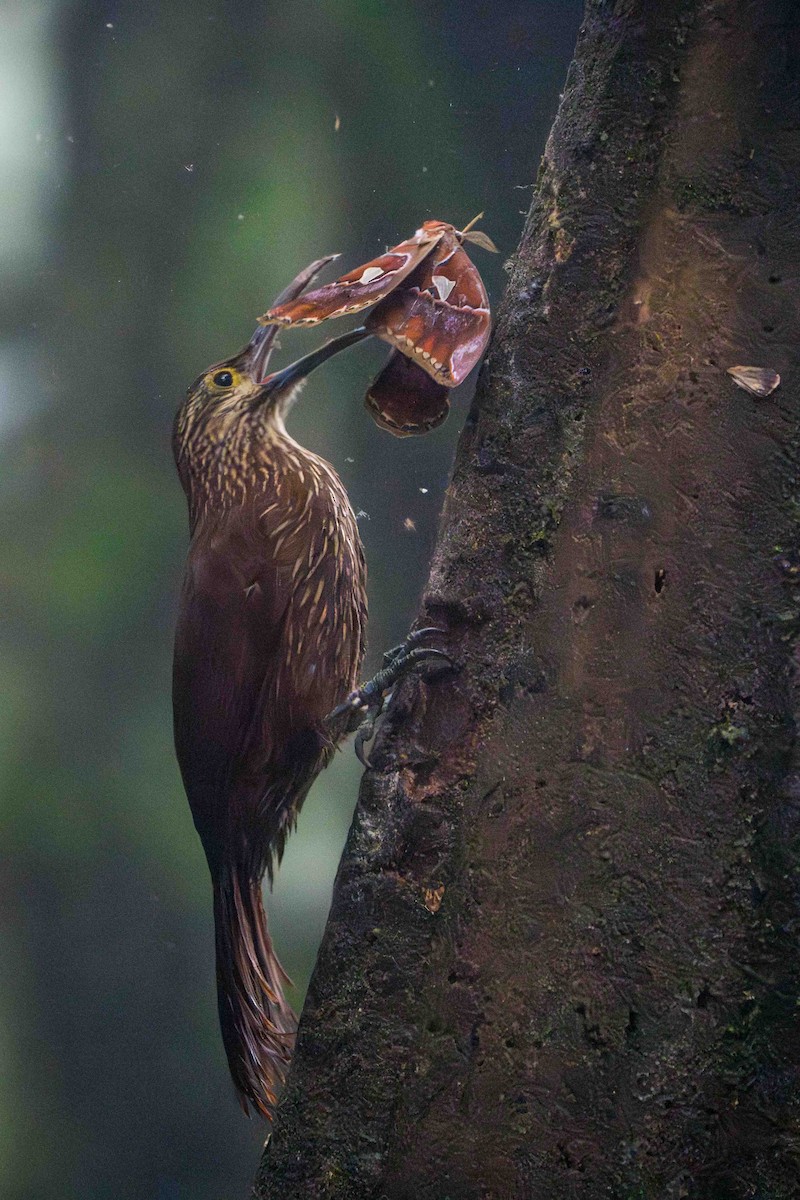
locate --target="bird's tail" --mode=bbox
[212,863,297,1119]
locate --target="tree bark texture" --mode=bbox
[256,1,800,1196]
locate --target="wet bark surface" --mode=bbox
[255,1,800,1196]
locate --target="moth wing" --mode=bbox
[366,235,491,386]
[365,350,451,437]
[727,365,781,397]
[269,254,341,309]
[258,227,444,329]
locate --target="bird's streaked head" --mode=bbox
[183,324,290,422]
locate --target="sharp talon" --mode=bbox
[326,627,454,765]
[416,648,452,664]
[384,646,454,675]
[382,627,450,667]
[355,734,372,769]
[354,711,378,767]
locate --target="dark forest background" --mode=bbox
[0,2,582,1196]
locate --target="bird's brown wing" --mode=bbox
[172,510,294,861]
[173,489,365,869]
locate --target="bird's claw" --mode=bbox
[381,627,447,668]
[327,628,453,767]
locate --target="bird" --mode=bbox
[172,259,446,1119]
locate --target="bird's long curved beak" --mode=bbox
[242,325,278,383]
[255,327,371,404]
[241,256,341,384]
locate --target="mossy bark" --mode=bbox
[256,1,800,1195]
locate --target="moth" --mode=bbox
[726,365,781,398]
[258,217,497,436]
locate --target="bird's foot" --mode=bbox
[328,628,452,767]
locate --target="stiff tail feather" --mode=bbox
[212,865,297,1118]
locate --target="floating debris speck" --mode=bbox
[334,114,341,132]
[419,487,429,494]
[727,365,780,397]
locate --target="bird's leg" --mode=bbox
[328,628,453,767]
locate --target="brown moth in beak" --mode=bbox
[258,217,496,436]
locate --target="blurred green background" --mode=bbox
[0,2,581,1196]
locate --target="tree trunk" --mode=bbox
[255,1,800,1195]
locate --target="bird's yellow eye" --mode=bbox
[211,369,238,389]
